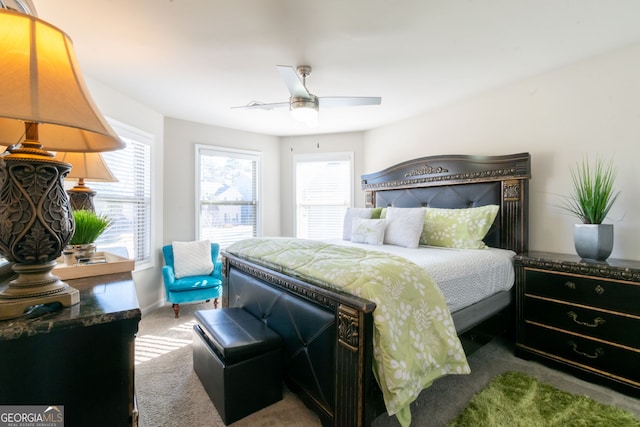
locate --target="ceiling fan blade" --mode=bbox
[318,96,382,108]
[277,65,310,99]
[231,101,290,110]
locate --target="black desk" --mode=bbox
[0,271,141,427]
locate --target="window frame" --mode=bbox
[195,144,262,248]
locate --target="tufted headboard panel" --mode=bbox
[373,182,502,248]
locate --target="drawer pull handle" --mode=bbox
[568,341,604,359]
[594,285,605,295]
[565,281,576,290]
[567,311,606,328]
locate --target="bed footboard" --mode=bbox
[223,254,380,426]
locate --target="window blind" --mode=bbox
[197,146,260,250]
[295,153,353,239]
[91,125,152,263]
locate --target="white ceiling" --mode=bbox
[31,0,640,137]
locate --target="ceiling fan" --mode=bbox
[233,65,382,126]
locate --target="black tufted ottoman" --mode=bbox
[193,308,283,425]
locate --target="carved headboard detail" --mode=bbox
[361,153,531,253]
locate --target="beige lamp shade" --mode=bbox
[54,151,117,211]
[55,152,118,182]
[0,9,124,152]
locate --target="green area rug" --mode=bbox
[448,371,640,427]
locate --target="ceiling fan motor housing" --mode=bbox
[290,94,318,111]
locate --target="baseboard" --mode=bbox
[140,299,165,316]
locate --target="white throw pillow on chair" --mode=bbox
[172,240,214,279]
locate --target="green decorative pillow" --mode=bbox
[420,205,499,249]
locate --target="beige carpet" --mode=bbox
[135,302,640,427]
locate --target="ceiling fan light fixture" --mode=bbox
[290,95,319,127]
[234,65,381,126]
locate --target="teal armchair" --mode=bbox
[162,243,223,318]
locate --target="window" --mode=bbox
[295,152,353,239]
[92,120,152,265]
[196,145,260,250]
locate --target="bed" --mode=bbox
[221,152,531,426]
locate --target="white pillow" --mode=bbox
[383,207,426,248]
[351,218,386,245]
[172,240,214,279]
[342,208,374,240]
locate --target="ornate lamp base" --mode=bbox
[67,187,96,211]
[0,261,79,320]
[0,129,78,320]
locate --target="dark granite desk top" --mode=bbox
[0,271,141,341]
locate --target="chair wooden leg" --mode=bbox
[172,303,180,318]
[213,297,219,309]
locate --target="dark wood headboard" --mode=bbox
[361,153,531,253]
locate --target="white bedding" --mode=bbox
[326,240,515,313]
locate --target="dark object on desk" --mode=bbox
[77,255,108,264]
[23,302,63,319]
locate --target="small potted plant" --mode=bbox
[66,210,112,260]
[559,156,620,260]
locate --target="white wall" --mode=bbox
[364,43,640,261]
[163,117,281,242]
[85,77,166,313]
[279,132,365,237]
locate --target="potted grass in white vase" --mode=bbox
[560,156,620,261]
[66,209,112,261]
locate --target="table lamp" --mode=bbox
[55,152,118,211]
[0,8,125,319]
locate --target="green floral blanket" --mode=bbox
[226,237,470,426]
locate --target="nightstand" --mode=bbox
[514,251,640,396]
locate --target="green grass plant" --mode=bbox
[448,371,639,427]
[69,209,112,245]
[560,156,619,224]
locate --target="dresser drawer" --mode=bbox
[524,296,640,349]
[525,269,640,315]
[522,323,640,387]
